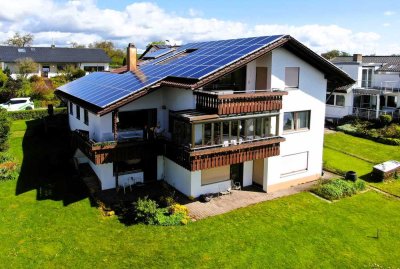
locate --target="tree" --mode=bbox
[146,41,166,48]
[5,32,34,47]
[0,69,7,88]
[70,42,86,48]
[15,58,38,78]
[88,41,125,67]
[321,50,351,60]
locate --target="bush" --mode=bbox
[379,114,392,126]
[0,154,18,181]
[169,203,189,215]
[7,107,67,120]
[354,179,366,191]
[381,124,400,138]
[312,178,365,201]
[134,196,159,225]
[0,109,11,151]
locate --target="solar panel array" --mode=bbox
[58,35,285,108]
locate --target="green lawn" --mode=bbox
[1,121,400,268]
[324,131,400,196]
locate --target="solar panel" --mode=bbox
[142,48,175,59]
[57,35,285,108]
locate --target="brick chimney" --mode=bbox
[127,43,137,71]
[353,53,362,63]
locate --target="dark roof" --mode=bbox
[56,35,354,115]
[331,56,400,72]
[0,46,111,63]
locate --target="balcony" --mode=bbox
[165,136,284,171]
[71,130,163,165]
[194,90,288,115]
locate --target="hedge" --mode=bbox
[337,124,400,146]
[7,107,67,120]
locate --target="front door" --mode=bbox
[230,163,243,187]
[42,65,50,78]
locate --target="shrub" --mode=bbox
[0,69,7,87]
[7,107,67,120]
[354,179,366,191]
[155,209,186,226]
[337,124,357,133]
[169,203,189,215]
[0,154,18,181]
[134,196,159,225]
[381,124,400,138]
[312,178,365,201]
[0,109,11,151]
[379,114,392,126]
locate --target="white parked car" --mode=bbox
[0,98,35,111]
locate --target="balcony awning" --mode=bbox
[353,88,381,96]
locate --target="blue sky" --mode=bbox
[1,0,400,54]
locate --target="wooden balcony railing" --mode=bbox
[165,136,284,171]
[71,130,163,165]
[194,90,288,115]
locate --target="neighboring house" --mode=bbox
[0,45,111,78]
[55,35,352,197]
[327,54,400,120]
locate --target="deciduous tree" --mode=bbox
[16,58,38,78]
[5,32,34,47]
[321,50,350,60]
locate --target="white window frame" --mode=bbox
[326,94,345,107]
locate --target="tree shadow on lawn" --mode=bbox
[15,115,91,206]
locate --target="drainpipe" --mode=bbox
[376,94,380,119]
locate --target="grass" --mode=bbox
[324,131,400,196]
[1,120,400,268]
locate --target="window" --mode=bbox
[76,105,81,120]
[336,95,345,106]
[83,66,105,72]
[69,102,73,115]
[84,109,89,125]
[326,94,345,107]
[361,68,373,88]
[285,67,299,88]
[387,96,398,108]
[283,111,310,132]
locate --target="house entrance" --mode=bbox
[230,163,243,186]
[42,65,50,78]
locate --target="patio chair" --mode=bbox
[218,184,232,197]
[231,180,241,191]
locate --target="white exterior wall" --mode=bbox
[374,73,400,89]
[68,102,112,142]
[80,62,110,72]
[6,61,109,79]
[336,64,362,87]
[267,48,325,189]
[246,60,257,92]
[164,157,193,196]
[325,92,353,118]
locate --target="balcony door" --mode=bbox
[230,163,243,186]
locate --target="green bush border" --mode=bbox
[7,107,67,120]
[337,125,400,146]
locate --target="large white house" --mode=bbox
[55,35,353,197]
[0,45,111,78]
[326,54,400,120]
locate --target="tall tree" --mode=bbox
[5,32,34,47]
[146,40,166,48]
[88,41,125,67]
[321,50,350,60]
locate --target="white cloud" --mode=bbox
[383,23,391,27]
[384,11,395,16]
[0,0,396,55]
[188,8,203,17]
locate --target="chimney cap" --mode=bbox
[128,43,136,48]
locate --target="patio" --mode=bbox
[187,181,316,220]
